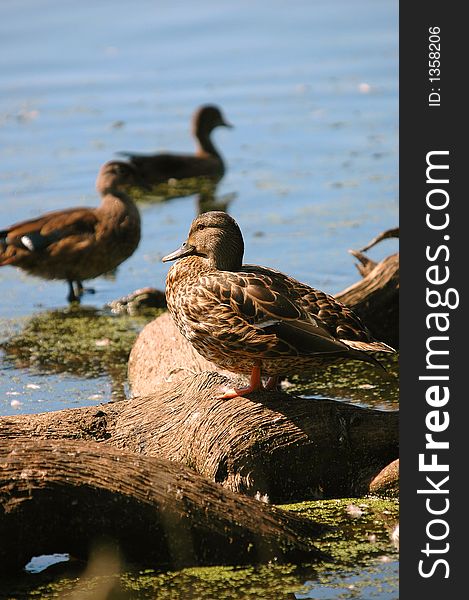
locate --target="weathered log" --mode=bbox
[107,286,166,314]
[339,226,399,347]
[0,372,398,503]
[336,253,399,349]
[359,227,399,253]
[348,249,378,278]
[0,438,325,574]
[369,458,399,497]
[128,312,235,392]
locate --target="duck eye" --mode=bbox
[197,224,205,231]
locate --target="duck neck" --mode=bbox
[213,253,242,271]
[99,190,140,221]
[171,253,241,277]
[169,256,213,283]
[195,130,221,159]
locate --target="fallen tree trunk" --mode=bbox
[0,438,325,574]
[336,252,399,349]
[0,372,398,503]
[128,312,235,392]
[369,458,399,497]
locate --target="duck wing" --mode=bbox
[245,264,395,354]
[0,208,98,265]
[117,152,186,168]
[118,152,222,182]
[117,152,192,180]
[187,269,355,358]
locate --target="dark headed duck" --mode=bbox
[118,104,232,186]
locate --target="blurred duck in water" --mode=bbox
[0,161,142,303]
[118,104,232,186]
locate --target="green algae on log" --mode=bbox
[283,496,398,564]
[287,351,399,410]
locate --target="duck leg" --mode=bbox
[67,280,95,303]
[218,365,264,399]
[67,280,81,303]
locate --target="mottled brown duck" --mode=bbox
[0,161,142,303]
[118,104,232,185]
[162,211,395,398]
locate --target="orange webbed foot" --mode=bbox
[217,365,264,399]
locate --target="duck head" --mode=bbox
[192,105,233,138]
[96,160,143,194]
[162,211,244,270]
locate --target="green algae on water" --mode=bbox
[286,352,399,410]
[282,496,399,567]
[1,306,163,380]
[2,497,398,599]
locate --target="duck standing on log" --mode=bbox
[0,161,142,303]
[162,211,395,398]
[118,104,233,186]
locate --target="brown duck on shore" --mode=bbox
[118,104,232,186]
[0,161,142,303]
[162,211,395,398]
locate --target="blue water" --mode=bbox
[0,0,398,403]
[0,0,398,595]
[0,0,398,317]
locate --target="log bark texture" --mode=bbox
[1,372,398,503]
[368,458,399,497]
[128,312,236,393]
[0,438,324,574]
[336,253,399,349]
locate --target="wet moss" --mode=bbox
[3,564,312,599]
[285,352,399,410]
[1,306,162,381]
[282,496,399,566]
[2,497,398,599]
[120,564,313,599]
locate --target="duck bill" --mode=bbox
[161,242,195,262]
[222,120,234,129]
